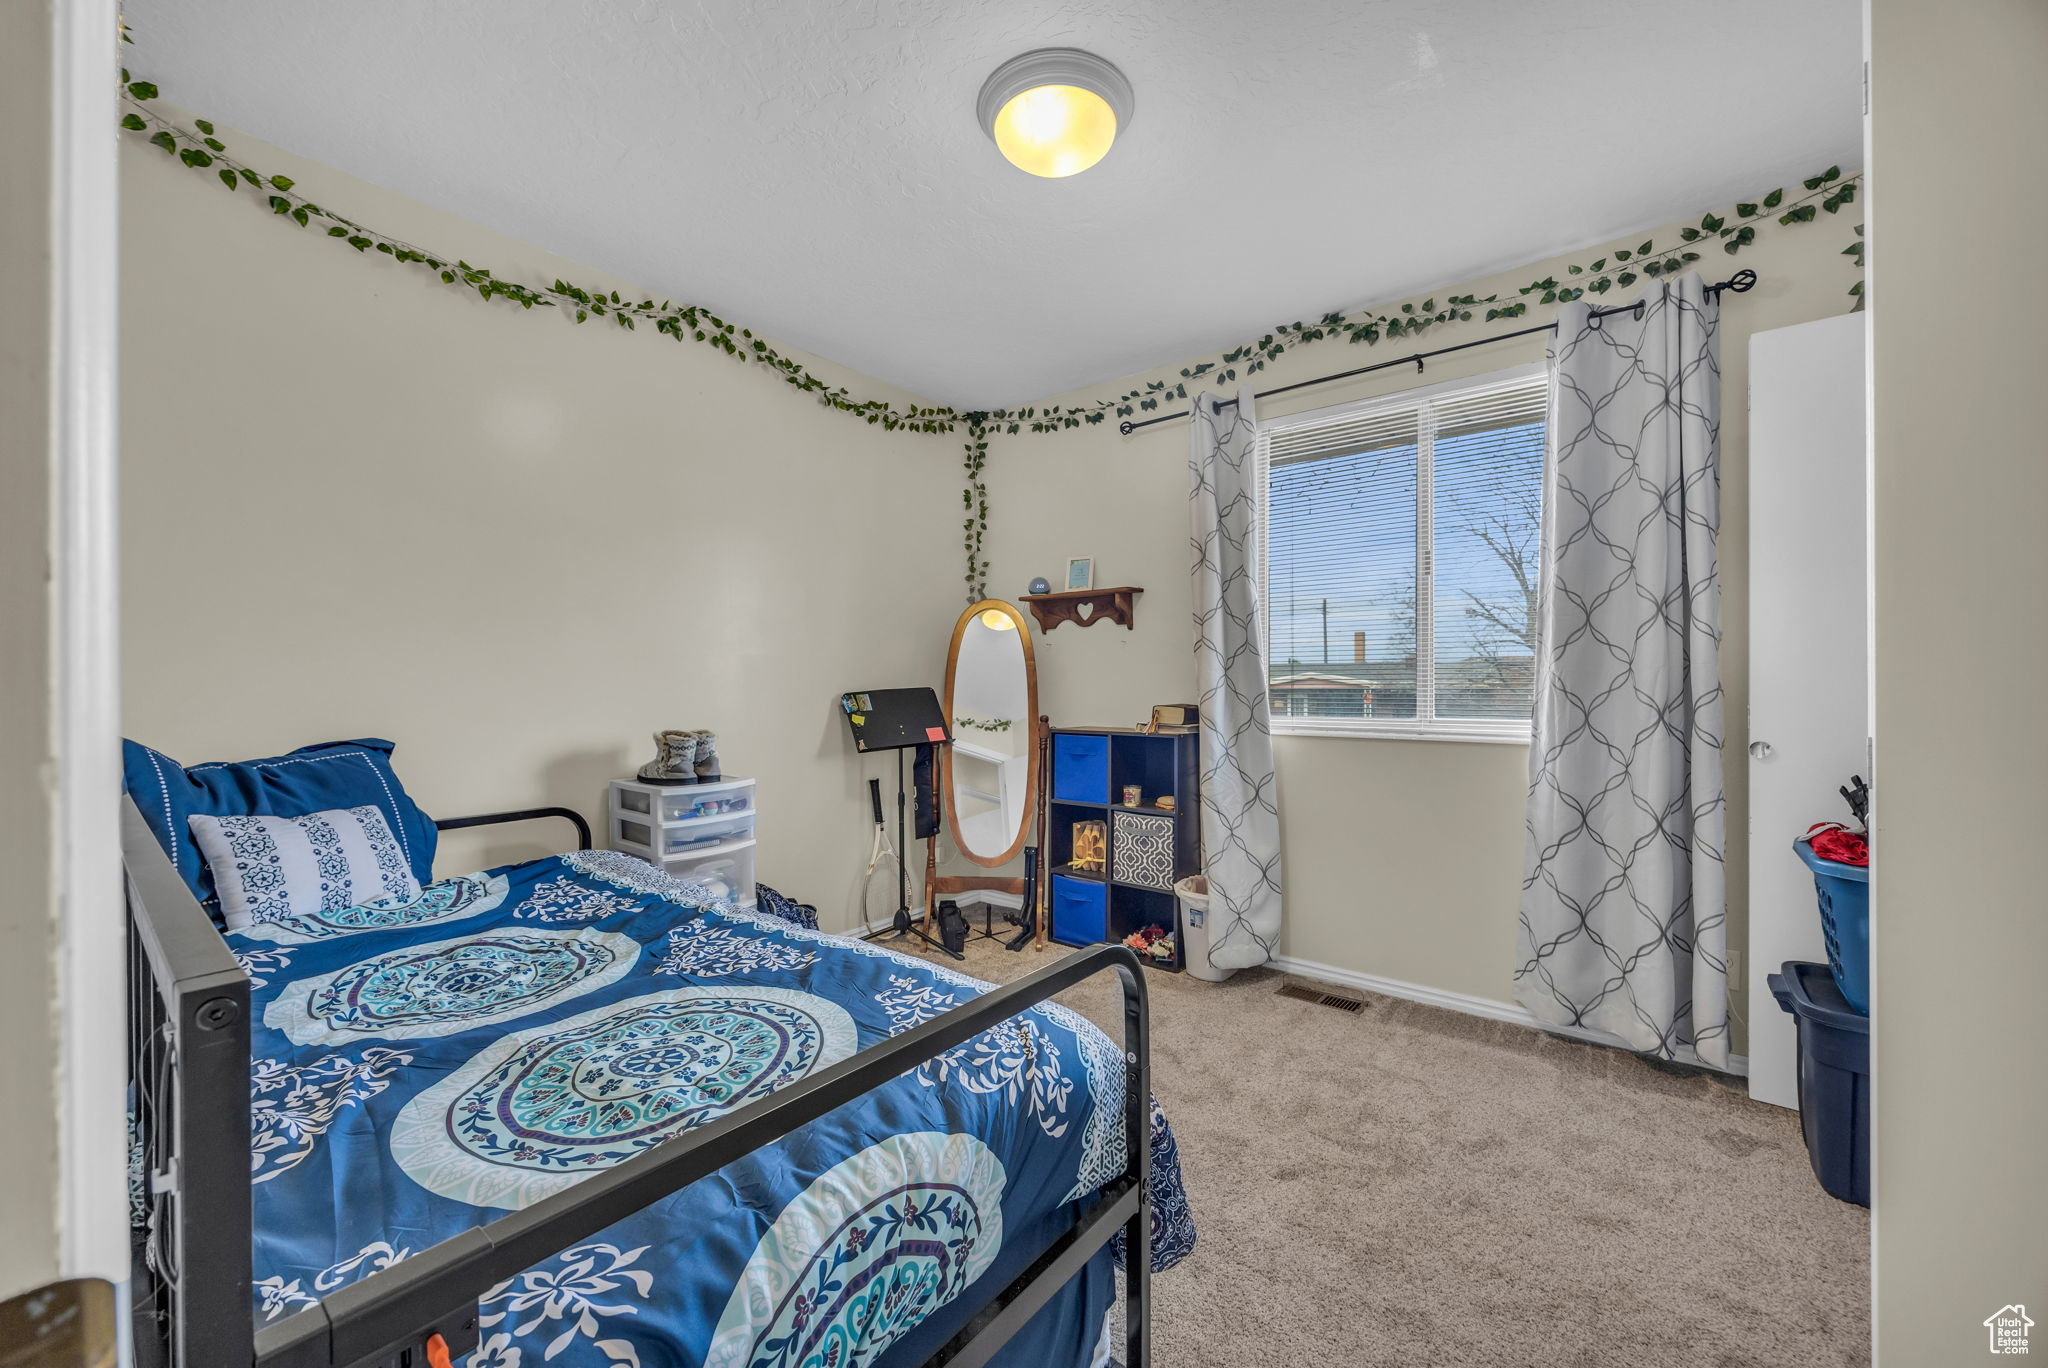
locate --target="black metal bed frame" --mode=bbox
[125,796,1151,1368]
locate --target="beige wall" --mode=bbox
[0,0,63,1304]
[94,14,2048,1354]
[984,208,1861,1042]
[121,118,960,933]
[1868,1,2048,1359]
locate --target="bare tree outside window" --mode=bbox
[1262,370,1544,735]
[1431,413,1544,720]
[1449,484,1541,686]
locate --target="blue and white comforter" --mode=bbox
[233,850,1191,1368]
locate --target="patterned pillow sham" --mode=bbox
[190,805,421,932]
[122,737,439,921]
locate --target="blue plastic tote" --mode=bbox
[1769,962,1870,1206]
[1794,838,1870,1015]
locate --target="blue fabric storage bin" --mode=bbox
[1051,733,1110,805]
[1769,961,1870,1206]
[1050,874,1107,946]
[1794,838,1870,1014]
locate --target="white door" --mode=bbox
[1747,311,1868,1109]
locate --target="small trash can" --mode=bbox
[1794,838,1870,1014]
[1174,875,1235,983]
[1769,961,1870,1206]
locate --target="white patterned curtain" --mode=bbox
[1189,389,1282,969]
[1516,274,1730,1068]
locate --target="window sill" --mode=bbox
[1271,719,1532,745]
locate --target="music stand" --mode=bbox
[840,688,961,960]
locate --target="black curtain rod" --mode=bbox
[1116,269,1758,435]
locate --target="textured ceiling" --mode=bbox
[127,0,1862,408]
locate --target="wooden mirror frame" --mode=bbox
[940,598,1040,868]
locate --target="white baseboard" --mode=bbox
[1268,953,1748,1078]
[954,889,1024,911]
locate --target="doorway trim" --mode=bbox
[52,0,125,1282]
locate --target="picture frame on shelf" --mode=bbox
[1064,556,1095,592]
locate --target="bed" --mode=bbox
[122,739,1192,1368]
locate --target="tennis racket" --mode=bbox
[861,777,904,930]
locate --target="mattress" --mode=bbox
[231,848,1191,1367]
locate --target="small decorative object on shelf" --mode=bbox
[1155,794,1176,812]
[636,728,722,784]
[1064,556,1095,591]
[1145,703,1199,734]
[1122,784,1144,807]
[1028,576,1052,595]
[1019,585,1143,633]
[1071,820,1107,873]
[610,774,758,909]
[1123,924,1178,963]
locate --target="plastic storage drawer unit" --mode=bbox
[1769,961,1870,1206]
[608,776,758,910]
[1050,874,1108,946]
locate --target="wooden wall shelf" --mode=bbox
[1020,586,1143,633]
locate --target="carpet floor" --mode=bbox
[891,931,1870,1367]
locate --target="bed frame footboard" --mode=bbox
[128,798,254,1368]
[123,796,1152,1368]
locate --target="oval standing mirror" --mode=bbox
[942,599,1039,866]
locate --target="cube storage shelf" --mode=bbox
[1044,727,1199,971]
[609,775,757,909]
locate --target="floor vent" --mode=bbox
[1276,983,1366,1014]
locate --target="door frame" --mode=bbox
[52,0,125,1283]
[1745,311,1869,1110]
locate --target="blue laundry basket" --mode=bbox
[1794,838,1869,1015]
[1769,962,1870,1206]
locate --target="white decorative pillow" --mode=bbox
[189,804,422,932]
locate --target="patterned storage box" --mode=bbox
[1112,810,1177,891]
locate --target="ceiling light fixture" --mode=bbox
[977,48,1134,179]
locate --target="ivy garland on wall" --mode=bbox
[960,425,990,599]
[117,73,1862,603]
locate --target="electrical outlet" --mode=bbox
[1730,948,1744,984]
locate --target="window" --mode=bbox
[1259,364,1546,741]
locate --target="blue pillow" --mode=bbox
[123,737,437,917]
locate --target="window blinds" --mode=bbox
[1261,368,1547,734]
